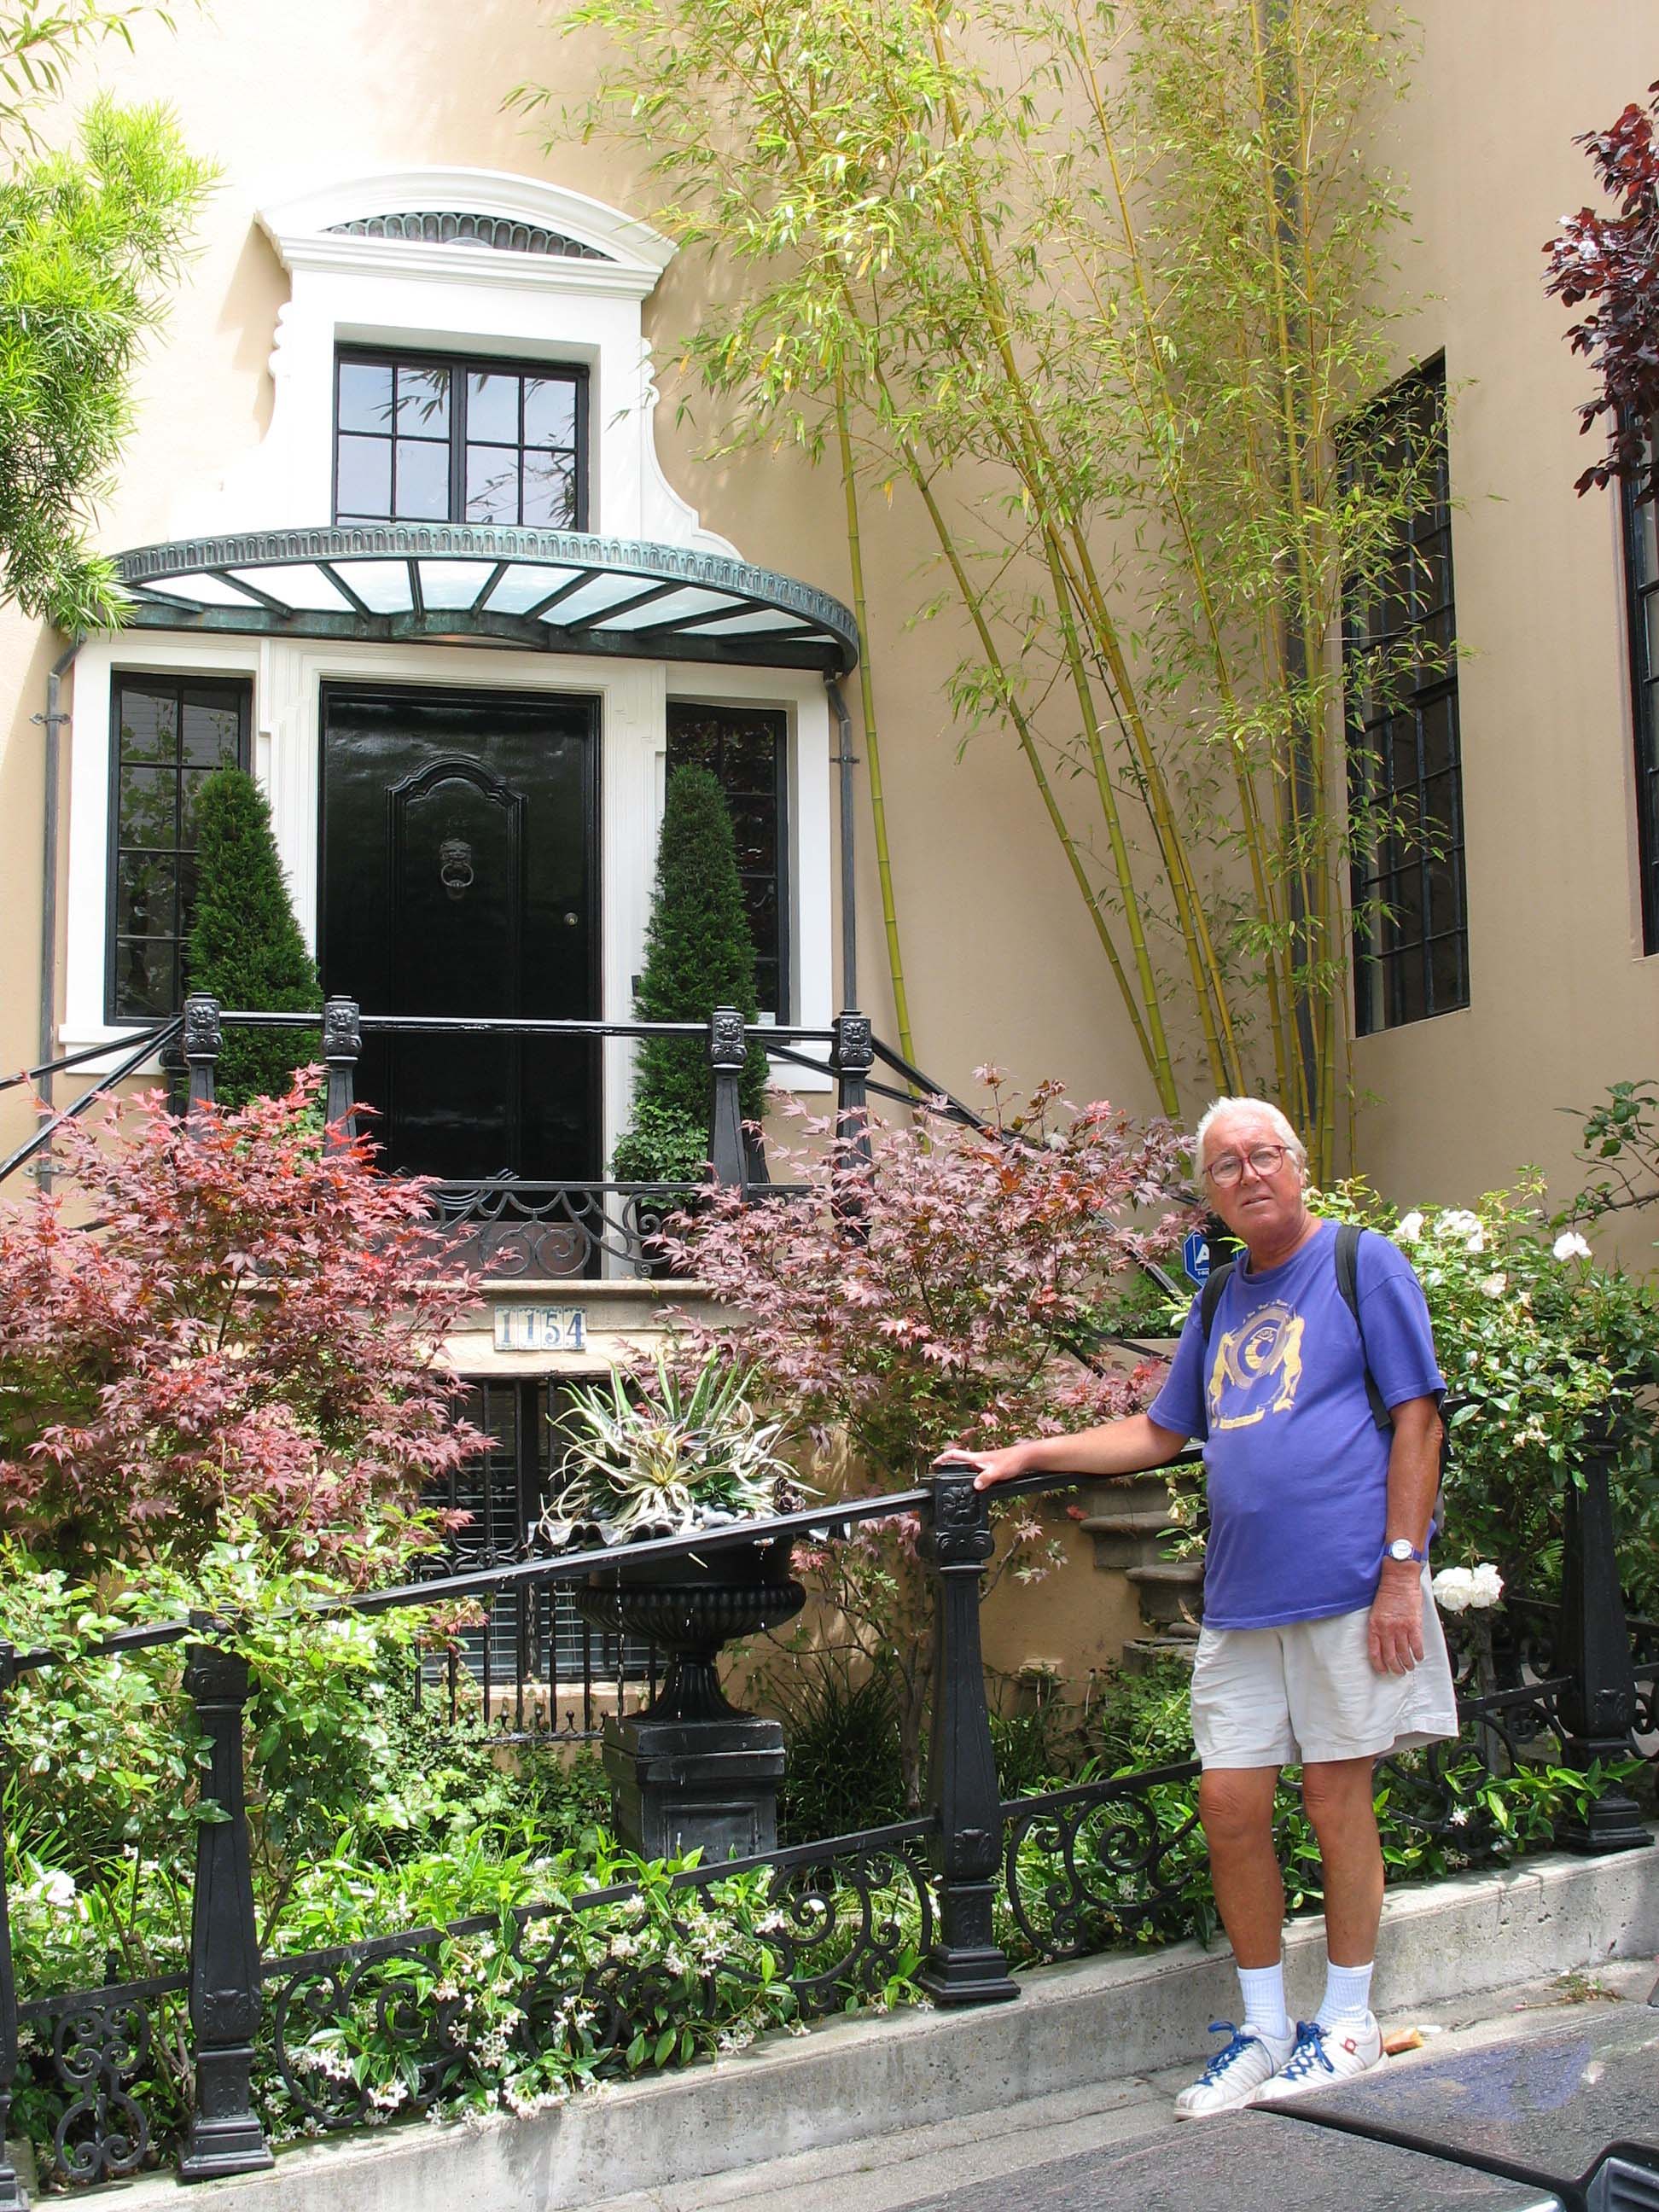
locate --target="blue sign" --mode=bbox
[1182,1231,1211,1287]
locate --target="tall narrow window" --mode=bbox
[334,350,587,530]
[1345,363,1468,1033]
[108,673,250,1020]
[665,701,789,1020]
[1622,474,1659,953]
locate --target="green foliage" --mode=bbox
[1308,1183,1659,1610]
[1567,1078,1659,1236]
[186,768,322,1108]
[0,3,184,154]
[764,1657,907,1843]
[617,763,767,1178]
[0,89,212,626]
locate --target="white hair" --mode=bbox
[1193,1096,1307,1178]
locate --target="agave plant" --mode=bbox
[538,1351,799,1549]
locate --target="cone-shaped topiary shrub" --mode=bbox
[187,767,321,1109]
[614,764,768,1179]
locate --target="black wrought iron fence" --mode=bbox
[0,1444,1653,2202]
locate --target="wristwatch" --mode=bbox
[1384,1537,1426,1564]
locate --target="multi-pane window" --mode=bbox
[428,1383,649,1691]
[1345,364,1468,1033]
[108,674,249,1020]
[1621,474,1659,954]
[666,702,789,1019]
[333,351,587,530]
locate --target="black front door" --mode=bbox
[320,684,598,1181]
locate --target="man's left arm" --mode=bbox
[1368,1395,1444,1676]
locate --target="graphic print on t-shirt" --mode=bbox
[1206,1301,1307,1430]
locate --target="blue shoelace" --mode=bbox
[1280,2020,1336,2081]
[1197,2020,1270,2085]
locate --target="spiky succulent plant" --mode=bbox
[538,1351,799,1549]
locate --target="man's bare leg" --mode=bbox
[1198,1765,1285,1966]
[1301,1756,1383,1966]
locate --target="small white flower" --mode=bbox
[1394,1209,1424,1243]
[1435,1208,1486,1253]
[1479,1272,1507,1298]
[1552,1231,1592,1263]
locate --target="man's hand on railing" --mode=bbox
[937,1414,1192,1493]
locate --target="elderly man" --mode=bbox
[956,1095,1457,2117]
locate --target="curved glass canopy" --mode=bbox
[112,524,859,673]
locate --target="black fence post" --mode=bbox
[918,1461,1019,2006]
[1555,1430,1653,1857]
[182,995,221,1120]
[178,1626,272,2182]
[707,1008,747,1190]
[830,1010,874,1230]
[321,996,362,1154]
[0,1644,30,2211]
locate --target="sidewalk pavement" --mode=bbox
[582,1961,1659,2212]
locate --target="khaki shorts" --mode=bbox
[1190,1571,1459,1769]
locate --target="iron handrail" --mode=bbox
[0,1016,183,1186]
[188,1008,835,1045]
[0,1022,174,1096]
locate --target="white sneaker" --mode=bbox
[1173,2020,1295,2119]
[1255,2014,1383,2101]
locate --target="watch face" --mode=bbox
[1388,1540,1414,1561]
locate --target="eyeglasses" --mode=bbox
[1203,1144,1293,1187]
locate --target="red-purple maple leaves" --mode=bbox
[0,1078,480,1579]
[662,1075,1193,1477]
[1545,83,1659,503]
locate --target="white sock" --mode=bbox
[1316,1958,1375,2029]
[1237,1961,1291,2042]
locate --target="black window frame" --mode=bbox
[332,346,591,533]
[105,670,253,1024]
[665,700,791,1022]
[1621,468,1659,956]
[1344,358,1469,1036]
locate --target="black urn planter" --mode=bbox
[573,1536,805,1863]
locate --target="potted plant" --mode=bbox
[540,1350,807,1860]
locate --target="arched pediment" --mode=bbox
[258,166,674,299]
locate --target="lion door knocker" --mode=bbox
[439,836,474,900]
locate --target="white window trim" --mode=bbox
[172,166,737,557]
[63,634,834,1147]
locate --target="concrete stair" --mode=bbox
[1078,1473,1203,1669]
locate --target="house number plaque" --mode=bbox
[493,1305,588,1353]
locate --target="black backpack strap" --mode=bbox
[1336,1223,1394,1432]
[1197,1256,1237,1348]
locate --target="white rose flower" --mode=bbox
[26,1870,76,1911]
[1479,1272,1507,1298]
[1431,1565,1475,1614]
[1394,1209,1424,1243]
[1435,1208,1486,1254]
[1469,1562,1505,1609]
[1552,1231,1592,1263]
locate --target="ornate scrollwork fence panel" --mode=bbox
[999,1763,1204,1965]
[16,1974,186,2186]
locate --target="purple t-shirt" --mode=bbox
[1147,1220,1444,1630]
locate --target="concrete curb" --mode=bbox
[101,1840,1659,2212]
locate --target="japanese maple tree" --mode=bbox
[0,1077,479,1578]
[660,1075,1191,1802]
[1545,81,1659,503]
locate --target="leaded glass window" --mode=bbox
[1345,363,1469,1033]
[108,673,249,1020]
[333,351,587,530]
[1622,473,1659,955]
[666,701,789,1020]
